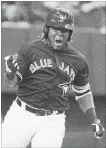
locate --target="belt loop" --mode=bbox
[21,101,26,110]
[16,96,26,110]
[16,96,18,101]
[52,111,57,115]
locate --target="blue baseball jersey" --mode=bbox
[14,39,91,111]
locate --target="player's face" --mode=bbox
[48,27,70,50]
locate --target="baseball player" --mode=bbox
[2,8,105,148]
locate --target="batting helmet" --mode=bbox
[46,8,74,30]
[43,8,75,42]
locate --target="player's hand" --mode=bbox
[92,119,105,139]
[4,54,19,73]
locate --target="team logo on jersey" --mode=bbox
[58,81,71,97]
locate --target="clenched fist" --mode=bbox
[4,53,19,73]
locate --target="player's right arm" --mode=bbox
[4,43,31,88]
[4,55,19,87]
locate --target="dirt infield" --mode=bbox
[62,131,106,148]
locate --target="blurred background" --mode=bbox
[1,1,106,147]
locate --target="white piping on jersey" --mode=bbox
[73,84,89,89]
[16,71,23,81]
[75,91,92,100]
[72,83,90,94]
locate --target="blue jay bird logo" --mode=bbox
[58,81,71,97]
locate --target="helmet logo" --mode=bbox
[65,24,70,29]
[55,12,67,22]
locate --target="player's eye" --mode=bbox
[52,27,69,33]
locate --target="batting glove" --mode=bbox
[4,54,19,73]
[92,119,105,139]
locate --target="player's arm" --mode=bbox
[72,83,95,118]
[72,61,105,139]
[4,54,22,87]
[4,44,30,88]
[4,71,18,88]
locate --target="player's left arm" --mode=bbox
[72,61,105,139]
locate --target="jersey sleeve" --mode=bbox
[72,60,91,100]
[15,43,31,83]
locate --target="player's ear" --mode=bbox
[68,30,73,43]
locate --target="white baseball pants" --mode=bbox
[2,100,66,148]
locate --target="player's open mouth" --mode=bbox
[54,39,63,45]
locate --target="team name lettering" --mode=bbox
[29,59,52,73]
[59,62,75,80]
[29,59,75,80]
